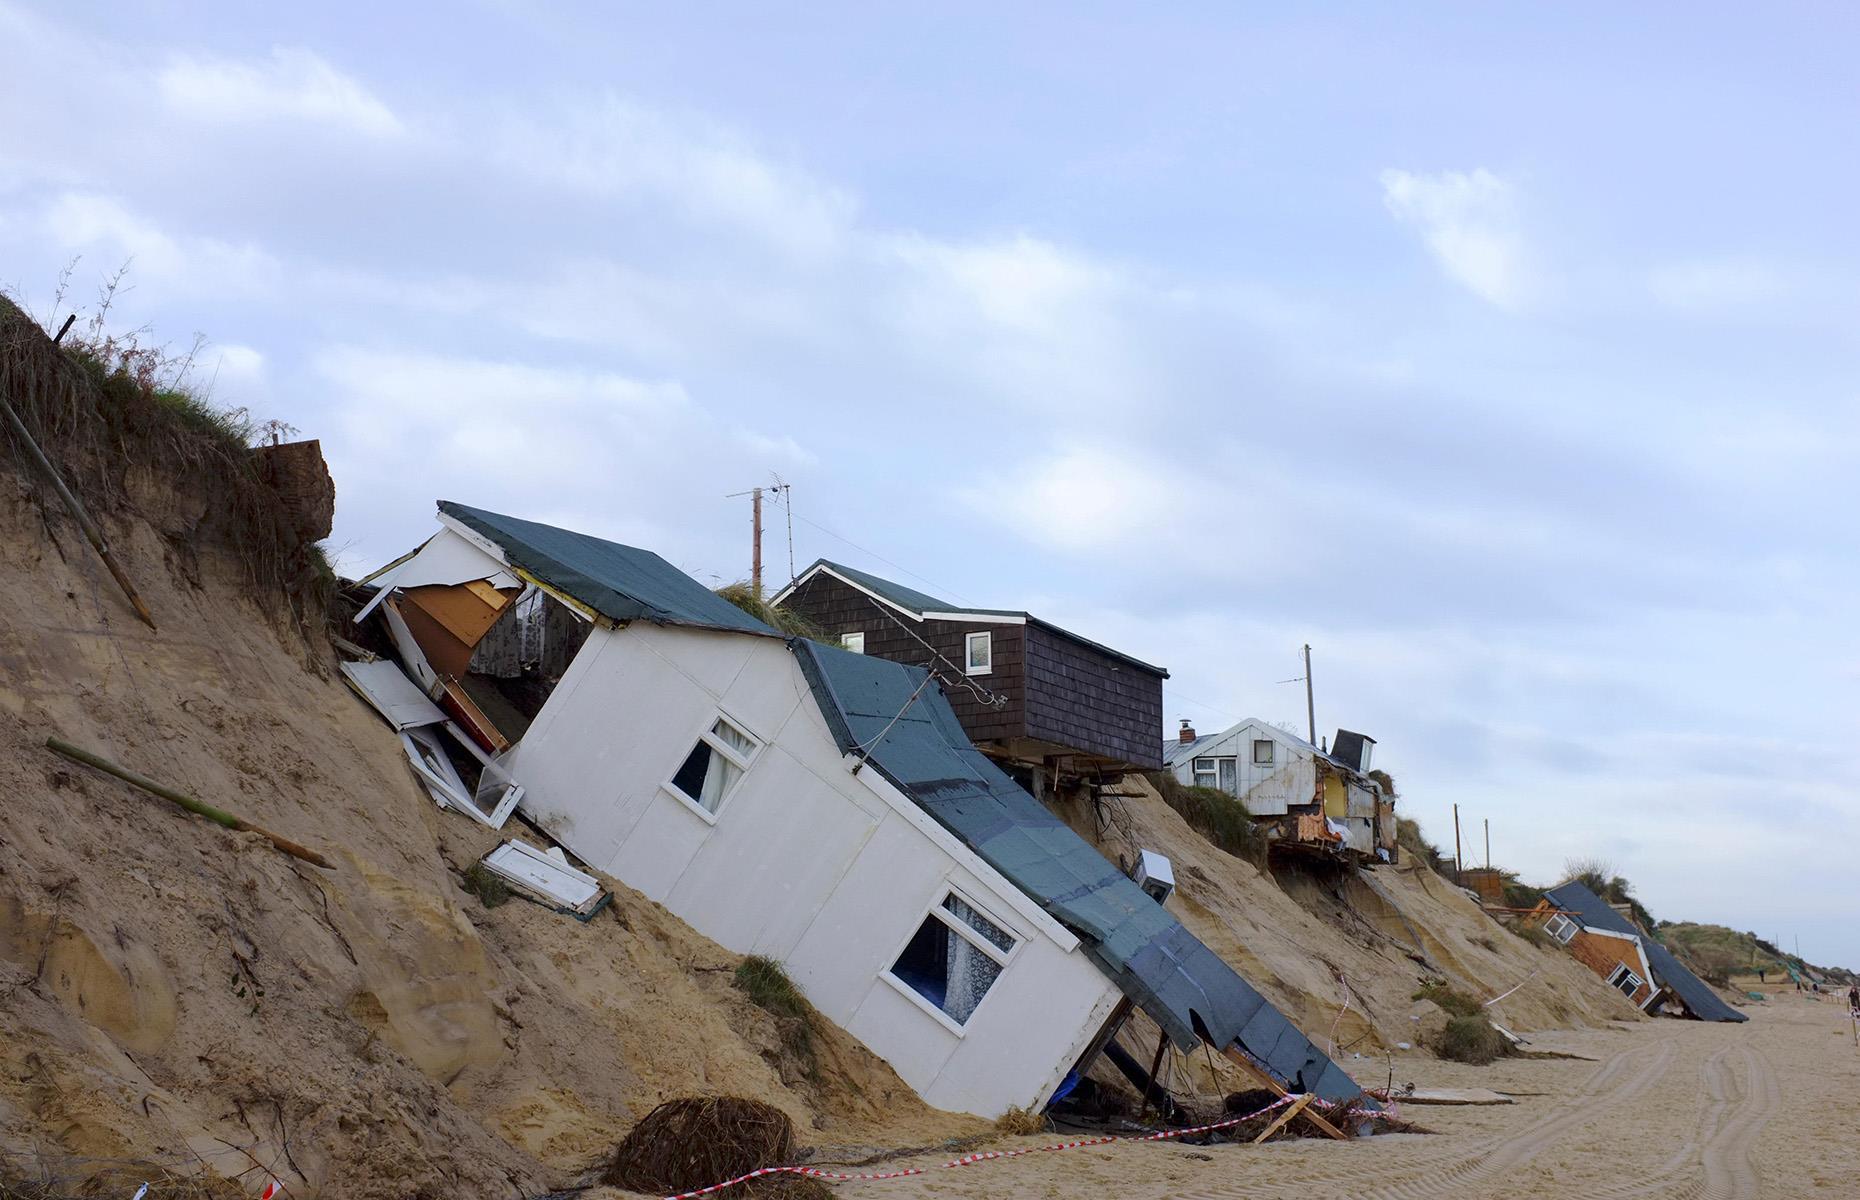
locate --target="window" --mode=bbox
[840,631,865,654]
[1543,913,1578,944]
[1606,964,1644,997]
[886,892,1017,1028]
[1252,739,1275,766]
[964,631,992,675]
[666,714,760,816]
[1193,756,1236,792]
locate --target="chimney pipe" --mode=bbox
[1178,719,1197,744]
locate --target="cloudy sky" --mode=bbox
[4,3,1855,966]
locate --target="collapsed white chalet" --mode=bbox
[356,502,1367,1119]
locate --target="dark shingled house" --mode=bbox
[772,559,1168,785]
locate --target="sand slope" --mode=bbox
[0,472,948,1199]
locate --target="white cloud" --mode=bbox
[1380,167,1531,309]
[157,47,402,138]
[40,192,280,296]
[485,97,854,258]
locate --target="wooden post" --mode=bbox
[750,486,763,600]
[1218,1046,1350,1140]
[0,393,155,629]
[1303,644,1315,746]
[1136,1029,1170,1120]
[46,737,334,869]
[1453,803,1463,883]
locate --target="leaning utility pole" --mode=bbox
[1453,803,1464,883]
[1303,643,1316,746]
[750,486,763,599]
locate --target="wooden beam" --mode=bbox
[1219,1046,1350,1140]
[1252,1093,1314,1144]
[1136,1029,1170,1120]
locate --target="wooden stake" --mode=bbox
[46,737,334,869]
[0,393,156,629]
[1252,1094,1314,1144]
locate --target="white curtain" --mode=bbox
[698,747,739,811]
[941,899,1000,1024]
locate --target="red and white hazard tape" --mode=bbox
[661,1092,1378,1199]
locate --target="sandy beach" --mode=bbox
[815,990,1859,1200]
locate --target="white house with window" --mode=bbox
[1165,718,1392,861]
[503,617,1124,1114]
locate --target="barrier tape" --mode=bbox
[660,1092,1383,1199]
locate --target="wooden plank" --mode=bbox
[1252,1094,1314,1143]
[1390,1088,1515,1106]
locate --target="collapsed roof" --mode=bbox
[1543,882,1746,1023]
[794,638,1364,1105]
[439,501,780,637]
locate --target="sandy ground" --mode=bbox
[735,992,1852,1200]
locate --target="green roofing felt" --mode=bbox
[792,638,1362,1105]
[439,502,780,637]
[804,559,1023,618]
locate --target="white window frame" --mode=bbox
[840,631,865,654]
[879,886,1021,1037]
[1605,963,1644,997]
[661,711,762,824]
[1544,913,1579,944]
[1192,756,1218,786]
[1252,738,1276,766]
[964,631,993,676]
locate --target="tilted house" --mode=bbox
[771,560,1167,789]
[1164,718,1396,863]
[1531,882,1746,1023]
[360,504,1367,1119]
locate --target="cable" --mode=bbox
[861,595,1008,709]
[784,510,978,606]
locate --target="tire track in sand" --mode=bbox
[1578,1038,1777,1200]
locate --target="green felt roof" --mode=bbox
[793,637,1362,1105]
[439,502,779,637]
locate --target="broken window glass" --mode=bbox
[668,714,759,814]
[889,893,1016,1026]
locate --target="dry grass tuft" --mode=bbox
[734,955,816,1061]
[1434,1014,1513,1065]
[1145,772,1265,862]
[993,1106,1046,1136]
[1412,980,1482,1018]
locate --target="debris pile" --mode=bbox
[603,1097,828,1200]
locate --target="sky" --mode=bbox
[2,2,1856,967]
